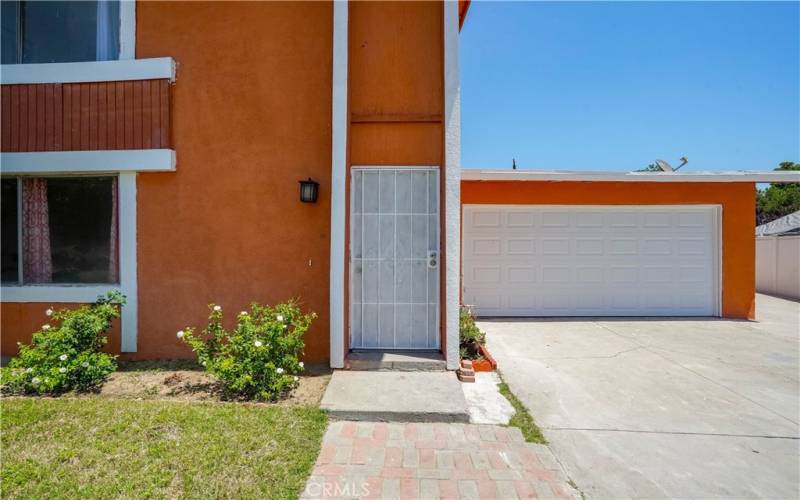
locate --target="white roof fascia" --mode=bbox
[461,169,800,183]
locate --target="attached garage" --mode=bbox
[463,205,720,316]
[460,170,767,320]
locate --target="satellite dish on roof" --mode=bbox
[655,159,673,172]
[654,157,689,172]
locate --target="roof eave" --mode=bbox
[459,0,471,31]
[461,169,800,183]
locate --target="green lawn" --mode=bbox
[2,397,327,499]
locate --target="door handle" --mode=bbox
[428,250,439,269]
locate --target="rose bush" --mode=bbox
[178,300,315,401]
[3,291,124,394]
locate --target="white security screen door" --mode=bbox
[350,167,440,349]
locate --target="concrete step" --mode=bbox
[321,371,470,423]
[347,351,447,371]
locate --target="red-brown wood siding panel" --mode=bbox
[1,86,10,151]
[0,80,171,152]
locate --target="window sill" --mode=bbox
[1,284,120,303]
[1,149,176,174]
[0,57,176,85]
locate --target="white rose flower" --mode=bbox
[293,376,299,382]
[59,354,68,361]
[59,367,67,373]
[25,367,33,373]
[81,362,90,368]
[45,308,54,317]
[254,340,263,348]
[276,314,284,322]
[31,377,40,385]
[276,368,284,374]
[213,305,222,312]
[298,362,304,369]
[176,330,185,339]
[239,311,248,316]
[283,324,287,329]
[42,324,51,331]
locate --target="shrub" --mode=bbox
[178,300,316,401]
[459,306,486,360]
[3,291,124,395]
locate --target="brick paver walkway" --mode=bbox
[301,421,577,499]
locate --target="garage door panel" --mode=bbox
[576,212,604,228]
[643,239,672,255]
[576,238,604,255]
[541,211,570,228]
[643,212,672,228]
[506,211,535,228]
[507,238,536,255]
[542,239,570,255]
[507,266,536,283]
[471,266,502,284]
[678,266,709,283]
[470,210,501,228]
[469,238,501,256]
[463,205,719,317]
[542,266,571,283]
[576,266,603,283]
[609,239,638,255]
[678,238,709,255]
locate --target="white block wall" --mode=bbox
[756,235,800,300]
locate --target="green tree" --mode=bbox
[756,162,800,225]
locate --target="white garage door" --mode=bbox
[463,205,721,317]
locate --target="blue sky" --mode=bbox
[460,1,800,172]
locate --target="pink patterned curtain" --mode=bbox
[108,177,119,283]
[22,178,52,283]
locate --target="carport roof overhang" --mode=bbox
[462,169,800,183]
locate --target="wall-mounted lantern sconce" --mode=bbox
[299,178,319,203]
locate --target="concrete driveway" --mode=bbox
[480,294,800,499]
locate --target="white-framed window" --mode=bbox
[1,175,119,285]
[1,0,135,65]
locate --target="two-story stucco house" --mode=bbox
[2,1,796,370]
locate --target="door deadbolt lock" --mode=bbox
[428,250,439,269]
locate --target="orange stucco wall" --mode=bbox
[1,302,122,355]
[461,180,757,319]
[131,1,334,360]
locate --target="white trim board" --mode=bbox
[0,285,116,303]
[117,172,138,352]
[0,57,175,85]
[1,172,138,352]
[444,0,461,370]
[329,0,348,369]
[1,149,176,175]
[119,0,137,60]
[462,169,800,183]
